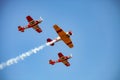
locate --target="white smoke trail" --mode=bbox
[0,42,53,70]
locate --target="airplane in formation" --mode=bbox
[49,52,72,67]
[18,16,43,33]
[47,24,74,48]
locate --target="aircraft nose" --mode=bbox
[69,31,72,35]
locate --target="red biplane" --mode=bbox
[49,52,72,67]
[47,24,74,48]
[18,16,43,33]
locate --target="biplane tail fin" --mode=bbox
[18,26,25,32]
[49,60,55,65]
[47,38,54,46]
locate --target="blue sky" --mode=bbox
[0,0,120,80]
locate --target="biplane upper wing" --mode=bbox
[26,16,33,22]
[58,52,64,58]
[53,24,73,48]
[58,53,70,66]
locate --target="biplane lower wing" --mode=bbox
[62,60,70,66]
[53,24,73,48]
[32,25,42,33]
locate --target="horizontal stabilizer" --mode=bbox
[49,60,55,65]
[18,26,25,32]
[47,38,54,46]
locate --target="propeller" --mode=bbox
[70,54,72,58]
[40,17,43,21]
